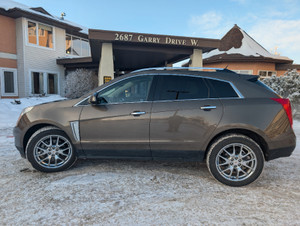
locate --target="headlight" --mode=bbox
[16,106,34,126]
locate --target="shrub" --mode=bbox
[262,69,300,104]
[64,69,98,99]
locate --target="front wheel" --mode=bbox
[206,134,264,187]
[26,127,76,172]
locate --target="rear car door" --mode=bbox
[150,75,223,160]
[79,75,154,158]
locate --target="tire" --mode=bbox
[26,126,76,172]
[206,134,264,187]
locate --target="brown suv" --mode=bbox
[14,68,296,186]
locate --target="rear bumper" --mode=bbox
[265,130,296,161]
[265,145,295,161]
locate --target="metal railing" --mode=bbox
[132,67,234,73]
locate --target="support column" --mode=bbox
[189,49,203,68]
[98,43,114,86]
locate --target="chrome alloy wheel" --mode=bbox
[33,135,72,169]
[216,143,257,181]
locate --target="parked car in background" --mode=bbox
[14,68,296,186]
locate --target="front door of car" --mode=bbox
[79,75,154,158]
[150,75,223,160]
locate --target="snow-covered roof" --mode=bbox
[0,0,88,35]
[203,25,292,63]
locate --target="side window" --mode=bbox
[97,75,153,103]
[207,79,239,98]
[156,75,209,101]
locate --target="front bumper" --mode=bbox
[13,126,26,158]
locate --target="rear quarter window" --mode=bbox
[207,79,239,98]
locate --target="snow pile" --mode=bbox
[0,95,64,128]
[203,27,291,61]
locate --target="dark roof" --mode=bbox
[203,24,293,64]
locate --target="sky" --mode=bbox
[14,0,300,64]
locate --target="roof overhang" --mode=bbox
[203,53,293,64]
[88,29,220,71]
[0,8,87,38]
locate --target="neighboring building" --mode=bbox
[201,24,300,77]
[0,0,90,98]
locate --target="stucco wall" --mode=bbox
[0,15,17,69]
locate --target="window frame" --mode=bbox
[0,68,18,97]
[153,74,243,102]
[153,75,210,101]
[26,19,55,50]
[29,70,60,95]
[75,74,243,107]
[96,75,154,104]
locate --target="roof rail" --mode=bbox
[132,67,234,73]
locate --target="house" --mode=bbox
[200,24,300,76]
[0,0,90,98]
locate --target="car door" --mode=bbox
[79,75,154,158]
[150,75,223,160]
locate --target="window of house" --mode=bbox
[1,69,18,96]
[258,71,276,77]
[232,70,253,74]
[28,21,37,44]
[32,72,44,94]
[38,24,53,48]
[66,34,90,56]
[48,73,58,94]
[31,72,59,95]
[156,75,209,101]
[28,21,53,48]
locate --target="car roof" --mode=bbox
[129,68,259,83]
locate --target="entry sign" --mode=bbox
[103,76,112,83]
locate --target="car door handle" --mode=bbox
[131,111,146,116]
[200,106,217,111]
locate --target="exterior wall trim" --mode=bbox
[0,52,17,60]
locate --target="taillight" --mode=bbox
[271,98,293,128]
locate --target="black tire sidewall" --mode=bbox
[207,135,264,187]
[26,128,76,172]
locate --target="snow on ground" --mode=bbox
[0,96,299,225]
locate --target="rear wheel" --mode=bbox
[206,134,264,187]
[26,127,76,172]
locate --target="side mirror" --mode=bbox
[88,93,108,105]
[88,93,98,105]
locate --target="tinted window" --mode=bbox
[97,75,153,103]
[208,79,239,98]
[157,75,209,100]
